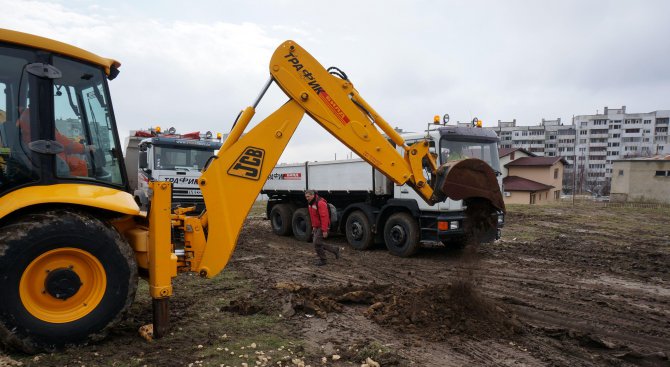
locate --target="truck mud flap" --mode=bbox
[431,158,505,213]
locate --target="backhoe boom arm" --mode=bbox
[189,40,442,278]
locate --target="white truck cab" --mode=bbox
[124,128,222,211]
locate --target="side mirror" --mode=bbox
[139,151,148,169]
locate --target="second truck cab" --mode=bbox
[124,128,222,211]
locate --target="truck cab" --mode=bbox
[124,129,222,211]
[397,124,504,243]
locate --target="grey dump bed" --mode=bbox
[262,159,390,195]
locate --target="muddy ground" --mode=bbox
[2,203,669,367]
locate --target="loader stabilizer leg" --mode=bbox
[152,298,170,338]
[148,181,178,338]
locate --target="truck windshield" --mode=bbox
[440,138,501,170]
[153,146,215,171]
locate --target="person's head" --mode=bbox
[305,190,316,201]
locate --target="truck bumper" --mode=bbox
[422,210,504,243]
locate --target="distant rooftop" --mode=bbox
[503,176,554,192]
[612,155,670,162]
[498,147,535,158]
[505,156,568,167]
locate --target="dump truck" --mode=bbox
[0,28,504,352]
[124,128,222,212]
[262,123,504,256]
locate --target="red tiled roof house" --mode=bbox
[502,156,567,204]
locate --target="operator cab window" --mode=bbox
[52,56,123,185]
[0,45,40,194]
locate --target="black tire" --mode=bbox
[345,210,374,250]
[269,204,294,236]
[383,212,420,257]
[292,208,313,242]
[0,210,138,353]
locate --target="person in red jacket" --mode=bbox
[305,190,340,266]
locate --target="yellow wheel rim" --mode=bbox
[19,247,107,323]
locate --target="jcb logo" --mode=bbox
[228,147,265,180]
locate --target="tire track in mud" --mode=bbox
[474,251,670,351]
[235,217,670,366]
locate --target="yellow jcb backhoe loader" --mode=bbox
[0,29,504,352]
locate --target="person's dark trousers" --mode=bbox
[313,228,339,262]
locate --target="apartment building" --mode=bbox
[574,106,670,191]
[492,118,575,166]
[490,106,670,193]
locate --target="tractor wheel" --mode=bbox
[269,204,294,236]
[345,210,374,250]
[291,208,313,243]
[383,212,420,257]
[0,210,138,353]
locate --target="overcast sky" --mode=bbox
[3,0,670,162]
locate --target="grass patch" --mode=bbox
[503,202,670,244]
[249,200,267,217]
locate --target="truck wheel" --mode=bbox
[269,204,294,236]
[345,211,374,250]
[292,208,313,242]
[383,212,420,257]
[0,210,138,353]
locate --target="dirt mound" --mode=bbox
[218,281,389,320]
[260,279,523,342]
[365,281,523,341]
[274,282,389,318]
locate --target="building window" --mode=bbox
[618,170,624,176]
[655,171,668,177]
[510,152,515,160]
[554,168,558,179]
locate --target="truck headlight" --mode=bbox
[449,221,459,230]
[497,214,504,224]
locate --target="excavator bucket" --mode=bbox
[432,158,506,213]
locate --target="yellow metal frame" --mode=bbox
[180,41,444,280]
[194,100,305,277]
[0,184,140,221]
[269,41,439,201]
[147,181,178,298]
[0,28,120,75]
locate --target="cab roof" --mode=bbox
[0,28,120,76]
